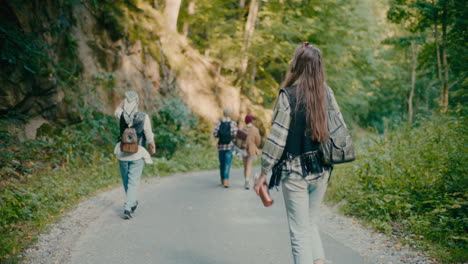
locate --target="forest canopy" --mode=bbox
[178,0,466,131]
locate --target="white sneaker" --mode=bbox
[244,180,250,189]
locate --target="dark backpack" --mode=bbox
[218,121,232,144]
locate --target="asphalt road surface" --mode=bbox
[69,168,364,264]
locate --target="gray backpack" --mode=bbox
[319,86,356,166]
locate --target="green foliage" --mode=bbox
[0,160,119,261]
[184,0,385,125]
[0,1,79,78]
[384,0,467,120]
[0,0,84,121]
[151,97,198,158]
[0,111,120,260]
[183,0,466,129]
[0,111,118,181]
[93,0,127,41]
[89,0,147,42]
[326,114,468,262]
[0,22,47,75]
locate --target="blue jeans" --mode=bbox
[282,169,330,264]
[119,159,145,211]
[218,149,233,181]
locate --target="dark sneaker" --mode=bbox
[244,180,250,190]
[123,210,132,219]
[131,201,139,213]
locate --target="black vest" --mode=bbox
[119,112,147,146]
[279,85,320,162]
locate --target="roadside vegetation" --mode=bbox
[326,113,468,263]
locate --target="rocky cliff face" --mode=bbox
[0,0,271,140]
[1,1,74,125]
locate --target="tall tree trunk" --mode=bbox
[408,40,418,123]
[239,0,260,90]
[239,0,246,9]
[433,1,444,112]
[249,58,257,96]
[165,0,182,32]
[441,0,449,113]
[183,1,196,36]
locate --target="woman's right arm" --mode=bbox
[255,93,291,194]
[260,92,291,175]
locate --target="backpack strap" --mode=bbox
[279,86,296,112]
[324,84,348,130]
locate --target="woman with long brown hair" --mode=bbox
[254,43,334,264]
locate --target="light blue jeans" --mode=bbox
[119,159,145,211]
[282,169,330,264]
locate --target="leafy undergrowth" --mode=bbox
[0,112,119,183]
[0,158,120,261]
[325,114,467,263]
[0,111,120,261]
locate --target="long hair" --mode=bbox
[280,43,328,142]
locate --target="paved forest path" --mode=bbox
[24,168,433,264]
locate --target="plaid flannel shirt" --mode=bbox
[261,93,291,175]
[212,118,238,151]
